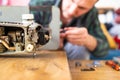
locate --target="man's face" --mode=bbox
[61,0,97,21]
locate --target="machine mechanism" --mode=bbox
[0,6,60,55]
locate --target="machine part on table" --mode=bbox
[0,6,60,55]
[106,60,120,71]
[81,67,95,71]
[92,60,101,67]
[86,60,102,68]
[113,56,120,65]
[75,61,81,67]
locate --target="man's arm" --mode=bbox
[87,7,110,57]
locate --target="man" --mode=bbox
[29,0,110,59]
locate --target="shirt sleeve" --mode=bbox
[86,7,110,57]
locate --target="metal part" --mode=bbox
[75,61,81,67]
[0,27,6,52]
[0,39,15,50]
[81,67,95,71]
[60,30,67,33]
[106,60,120,71]
[0,6,60,55]
[86,60,102,68]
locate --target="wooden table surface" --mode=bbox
[0,50,72,80]
[69,60,120,80]
[0,51,120,80]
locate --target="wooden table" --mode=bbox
[69,60,120,80]
[0,51,120,80]
[0,50,72,80]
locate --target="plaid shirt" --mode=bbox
[29,0,110,57]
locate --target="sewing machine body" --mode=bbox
[0,6,60,54]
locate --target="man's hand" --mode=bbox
[64,27,88,45]
[59,29,66,49]
[63,27,97,51]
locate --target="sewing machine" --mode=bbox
[0,6,72,80]
[0,6,60,55]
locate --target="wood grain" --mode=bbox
[0,50,72,80]
[69,60,120,80]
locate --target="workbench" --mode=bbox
[0,51,72,80]
[69,60,120,80]
[0,51,120,80]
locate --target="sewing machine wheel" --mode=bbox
[36,26,51,45]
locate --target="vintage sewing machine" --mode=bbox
[0,6,61,55]
[0,6,72,80]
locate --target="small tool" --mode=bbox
[81,67,95,71]
[75,61,81,67]
[60,30,67,33]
